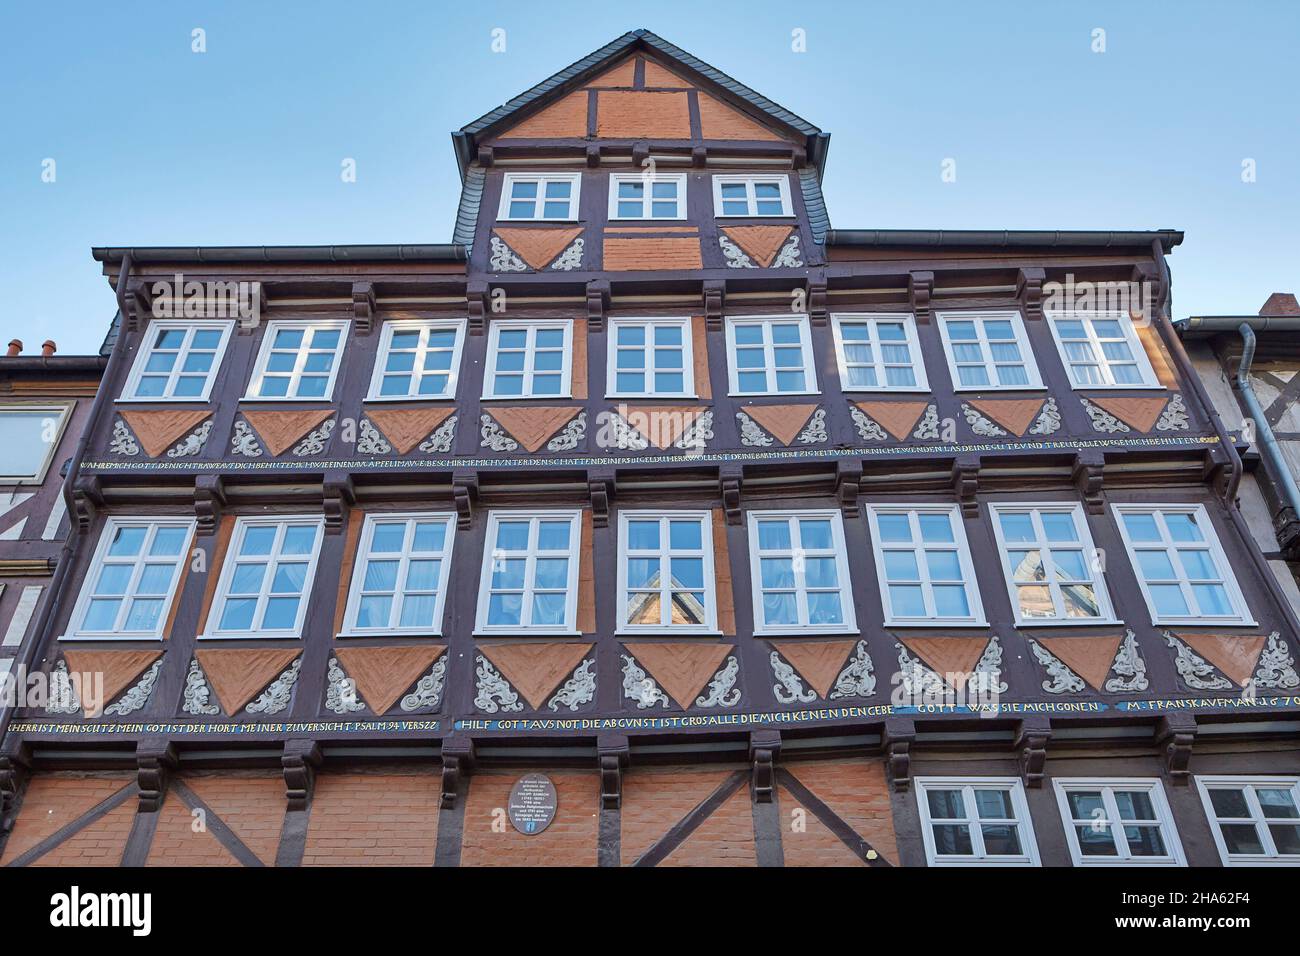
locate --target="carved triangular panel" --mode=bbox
[480,642,594,710]
[195,648,301,715]
[1037,635,1125,691]
[335,645,447,715]
[769,640,856,699]
[623,642,732,709]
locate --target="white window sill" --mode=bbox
[116,396,214,404]
[480,394,574,402]
[496,218,579,224]
[239,396,337,404]
[608,217,688,223]
[1151,616,1258,629]
[727,390,821,398]
[752,626,859,638]
[59,633,163,642]
[951,385,1048,393]
[885,619,989,629]
[927,857,1039,868]
[1069,858,1184,868]
[714,214,796,219]
[606,393,699,401]
[1014,618,1122,628]
[840,387,931,394]
[472,629,583,638]
[363,395,457,404]
[615,628,722,637]
[1074,384,1167,391]
[336,631,444,640]
[198,632,304,641]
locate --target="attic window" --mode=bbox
[608,173,686,220]
[498,173,581,222]
[712,175,793,218]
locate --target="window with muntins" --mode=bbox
[475,511,581,634]
[368,320,466,400]
[484,320,572,398]
[1054,779,1185,866]
[204,517,324,638]
[746,510,855,635]
[712,175,793,217]
[246,320,348,400]
[989,504,1115,625]
[1196,776,1300,865]
[866,505,985,626]
[607,317,693,397]
[342,514,456,635]
[937,311,1042,390]
[916,778,1040,866]
[608,173,686,220]
[725,315,817,395]
[123,320,233,401]
[498,173,581,221]
[617,511,716,633]
[1048,312,1159,388]
[831,314,927,391]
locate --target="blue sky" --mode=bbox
[2,0,1296,352]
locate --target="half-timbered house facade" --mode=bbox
[2,29,1298,868]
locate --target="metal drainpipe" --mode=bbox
[0,255,134,759]
[1235,323,1300,537]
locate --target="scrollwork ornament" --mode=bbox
[474,656,523,713]
[1028,639,1085,695]
[489,236,528,272]
[549,238,584,271]
[357,419,391,455]
[736,411,774,446]
[480,414,519,452]
[622,654,669,709]
[1105,629,1149,693]
[230,419,263,457]
[546,411,586,452]
[850,405,888,442]
[104,660,162,716]
[771,651,816,704]
[1028,397,1061,436]
[913,405,940,440]
[548,659,595,711]
[181,658,220,715]
[1164,631,1232,690]
[245,659,301,715]
[962,403,1006,437]
[1156,393,1190,431]
[1081,398,1130,433]
[45,660,81,715]
[604,412,650,451]
[292,419,335,457]
[166,420,212,458]
[400,657,446,712]
[674,410,713,451]
[771,234,803,268]
[418,415,457,454]
[109,420,139,456]
[1252,631,1299,689]
[829,640,876,699]
[796,408,827,444]
[325,657,365,714]
[719,235,755,268]
[695,655,740,708]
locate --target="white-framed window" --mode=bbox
[340,513,456,636]
[988,503,1116,625]
[937,311,1043,390]
[1047,311,1160,389]
[202,516,325,639]
[245,320,349,401]
[712,174,793,217]
[916,778,1040,866]
[1112,504,1254,626]
[1196,776,1300,866]
[0,403,72,484]
[497,172,581,222]
[866,505,985,626]
[483,319,573,399]
[475,510,581,635]
[1053,778,1186,866]
[121,320,234,401]
[746,510,856,635]
[608,173,687,220]
[617,511,716,634]
[830,313,928,392]
[367,319,466,401]
[606,317,694,397]
[64,518,195,641]
[725,314,817,396]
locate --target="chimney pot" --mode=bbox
[6,339,21,357]
[41,340,56,357]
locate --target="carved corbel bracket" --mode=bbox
[282,739,322,811]
[719,464,743,526]
[631,141,651,170]
[586,280,610,335]
[194,475,226,536]
[837,459,862,517]
[1157,713,1197,785]
[441,736,475,809]
[476,146,494,168]
[124,279,154,334]
[908,271,934,322]
[136,739,177,813]
[1204,448,1234,503]
[585,144,601,168]
[1013,717,1052,788]
[453,469,478,531]
[352,281,377,335]
[749,730,781,804]
[1073,450,1106,514]
[0,741,32,834]
[322,472,355,534]
[691,145,708,168]
[952,455,980,518]
[884,717,916,792]
[71,474,103,535]
[1017,267,1046,321]
[806,273,828,327]
[598,735,629,810]
[588,468,614,528]
[466,281,490,336]
[703,280,725,334]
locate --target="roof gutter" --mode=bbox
[0,356,108,373]
[825,229,1184,251]
[91,244,467,265]
[1179,315,1300,337]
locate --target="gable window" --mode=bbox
[341,514,456,635]
[1196,776,1300,865]
[203,517,324,638]
[1048,312,1160,388]
[484,319,572,399]
[475,511,581,634]
[746,510,856,635]
[866,505,985,626]
[712,175,793,217]
[497,173,581,222]
[831,314,928,391]
[725,314,817,396]
[1054,779,1186,866]
[0,404,71,484]
[916,778,1040,866]
[65,518,195,640]
[608,173,686,220]
[1113,504,1253,625]
[246,320,348,401]
[368,320,466,401]
[989,504,1115,625]
[937,311,1042,390]
[122,320,233,401]
[607,317,694,397]
[617,511,716,634]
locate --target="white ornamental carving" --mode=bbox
[489,236,528,272]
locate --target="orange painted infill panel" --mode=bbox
[367,406,455,455]
[335,645,446,715]
[742,403,817,445]
[1037,635,1125,691]
[118,409,212,458]
[577,510,595,634]
[1178,633,1268,687]
[583,56,637,88]
[899,636,989,690]
[596,90,691,138]
[642,58,692,89]
[492,227,583,271]
[62,650,161,718]
[712,510,735,635]
[769,641,857,699]
[1089,395,1168,433]
[602,237,703,271]
[1136,324,1180,389]
[617,404,706,449]
[855,401,929,441]
[487,406,580,453]
[967,398,1045,437]
[195,648,300,716]
[497,90,589,139]
[722,226,793,268]
[480,642,594,710]
[697,91,786,142]
[623,642,732,710]
[691,317,712,399]
[242,409,334,457]
[572,318,588,400]
[333,510,365,638]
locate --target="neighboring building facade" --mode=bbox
[2,30,1299,868]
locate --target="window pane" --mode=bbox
[1221,823,1264,855]
[980,825,1022,855]
[926,789,965,819]
[932,824,974,855]
[1123,825,1167,857]
[1257,789,1299,818]
[1208,788,1250,817]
